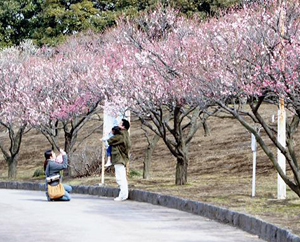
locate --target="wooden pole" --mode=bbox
[101,140,105,185]
[125,110,131,176]
[100,103,112,186]
[277,98,286,199]
[100,109,107,186]
[251,133,257,197]
[277,0,286,200]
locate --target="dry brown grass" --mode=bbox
[1,104,300,236]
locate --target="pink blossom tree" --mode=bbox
[24,34,106,176]
[0,41,37,178]
[103,8,212,185]
[193,0,300,196]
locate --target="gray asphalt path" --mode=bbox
[0,189,264,242]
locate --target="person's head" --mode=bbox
[119,119,130,130]
[44,149,56,171]
[44,150,56,160]
[112,126,121,135]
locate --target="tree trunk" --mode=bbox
[0,125,25,179]
[64,133,72,177]
[7,156,18,179]
[143,150,151,180]
[143,134,160,179]
[202,120,211,137]
[175,154,188,185]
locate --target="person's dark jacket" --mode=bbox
[108,130,131,166]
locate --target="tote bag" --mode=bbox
[48,183,65,199]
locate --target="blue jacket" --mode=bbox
[45,154,68,186]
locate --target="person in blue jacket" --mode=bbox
[44,149,72,201]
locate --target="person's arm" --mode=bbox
[101,132,113,141]
[49,150,68,173]
[124,130,131,151]
[60,149,68,169]
[108,134,124,146]
[49,159,67,171]
[61,153,68,168]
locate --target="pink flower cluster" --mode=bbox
[1,1,300,126]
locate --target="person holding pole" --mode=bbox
[108,119,131,201]
[101,126,122,167]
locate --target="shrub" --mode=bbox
[32,167,45,178]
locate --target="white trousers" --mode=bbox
[114,164,128,199]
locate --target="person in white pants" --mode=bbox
[108,119,131,201]
[114,164,128,200]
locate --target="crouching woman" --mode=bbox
[44,149,72,201]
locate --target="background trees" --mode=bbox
[0,0,240,48]
[0,0,43,47]
[32,0,102,46]
[191,0,300,196]
[2,0,300,199]
[99,0,300,192]
[0,34,106,177]
[0,41,37,178]
[25,34,106,176]
[101,9,211,185]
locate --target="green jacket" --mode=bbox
[108,130,131,166]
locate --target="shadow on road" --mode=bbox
[21,198,48,202]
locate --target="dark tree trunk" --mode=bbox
[203,120,211,137]
[143,149,152,180]
[0,124,25,179]
[64,132,72,155]
[64,132,73,177]
[175,143,189,185]
[138,105,202,186]
[143,134,160,179]
[175,155,188,185]
[7,156,18,179]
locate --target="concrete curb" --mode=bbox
[1,181,299,242]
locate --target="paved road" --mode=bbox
[0,189,264,242]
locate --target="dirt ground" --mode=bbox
[1,104,300,237]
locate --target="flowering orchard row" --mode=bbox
[105,1,300,191]
[1,1,300,194]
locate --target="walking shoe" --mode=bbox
[114,197,127,202]
[104,161,112,167]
